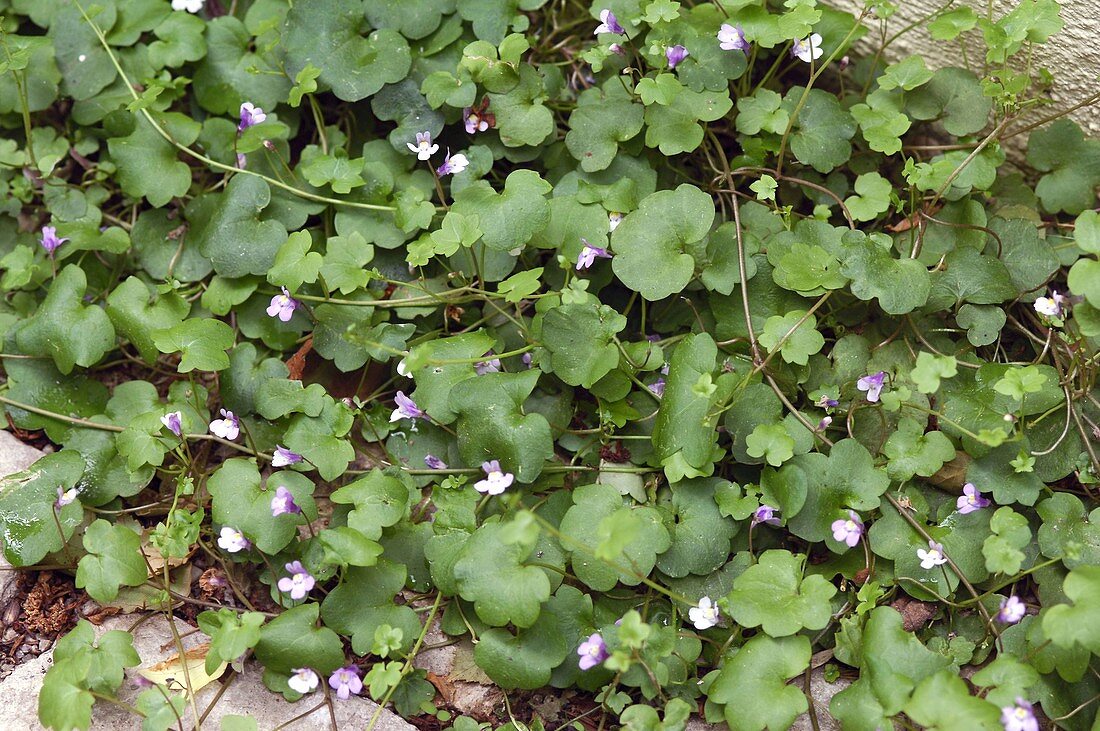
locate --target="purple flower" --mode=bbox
[577,633,609,670]
[266,287,299,322]
[831,511,863,548]
[209,409,239,441]
[594,9,624,35]
[1033,290,1065,319]
[236,152,247,169]
[272,446,303,468]
[238,102,266,131]
[436,150,469,176]
[817,416,833,431]
[648,377,666,397]
[752,505,781,526]
[997,596,1027,624]
[689,596,719,630]
[576,239,612,270]
[815,394,839,408]
[474,460,514,495]
[718,23,749,53]
[856,371,887,403]
[406,131,439,161]
[55,487,79,509]
[39,226,68,256]
[609,43,625,55]
[270,486,302,517]
[463,107,490,134]
[424,454,448,470]
[161,411,183,437]
[328,666,363,700]
[288,667,319,694]
[791,33,824,63]
[277,561,316,601]
[956,483,991,515]
[665,45,688,69]
[217,526,250,553]
[917,540,948,570]
[521,352,533,368]
[1001,698,1039,731]
[389,391,424,423]
[475,352,502,375]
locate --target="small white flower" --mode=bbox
[791,33,824,63]
[209,409,240,441]
[1033,290,1065,319]
[288,667,319,695]
[917,540,948,570]
[688,596,720,630]
[608,212,623,232]
[406,131,439,161]
[217,526,250,553]
[171,0,204,13]
[474,460,514,495]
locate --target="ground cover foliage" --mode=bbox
[0,0,1098,728]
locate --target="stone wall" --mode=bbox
[828,0,1100,136]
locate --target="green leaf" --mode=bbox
[191,176,289,278]
[207,458,317,553]
[254,603,345,675]
[883,419,956,481]
[956,305,1006,347]
[993,365,1047,402]
[652,334,725,477]
[152,318,235,373]
[1036,493,1100,569]
[735,89,789,135]
[560,482,670,591]
[318,527,384,568]
[39,656,94,731]
[745,423,796,467]
[910,352,958,394]
[983,507,1030,575]
[488,64,554,147]
[839,231,930,314]
[540,303,626,388]
[14,265,116,374]
[321,560,421,655]
[105,278,189,364]
[108,112,201,207]
[1027,120,1100,215]
[643,87,732,155]
[758,310,825,366]
[453,521,551,627]
[75,520,147,603]
[451,170,551,252]
[726,550,837,636]
[566,84,644,172]
[655,478,739,577]
[301,150,366,194]
[928,7,977,40]
[782,87,856,173]
[903,670,1000,730]
[197,609,266,673]
[855,606,953,715]
[267,231,322,290]
[907,67,991,137]
[319,232,375,294]
[449,371,554,483]
[878,56,934,91]
[284,1,411,102]
[497,267,543,303]
[283,399,357,481]
[611,185,714,301]
[0,450,86,566]
[708,635,810,731]
[844,172,893,222]
[329,470,410,541]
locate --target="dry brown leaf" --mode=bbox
[138,642,227,695]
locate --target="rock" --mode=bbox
[0,431,47,606]
[0,612,416,731]
[686,669,852,731]
[414,620,503,720]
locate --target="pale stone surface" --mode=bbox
[826,0,1100,139]
[0,431,47,605]
[1,613,415,730]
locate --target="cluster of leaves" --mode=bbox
[0,0,1097,729]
